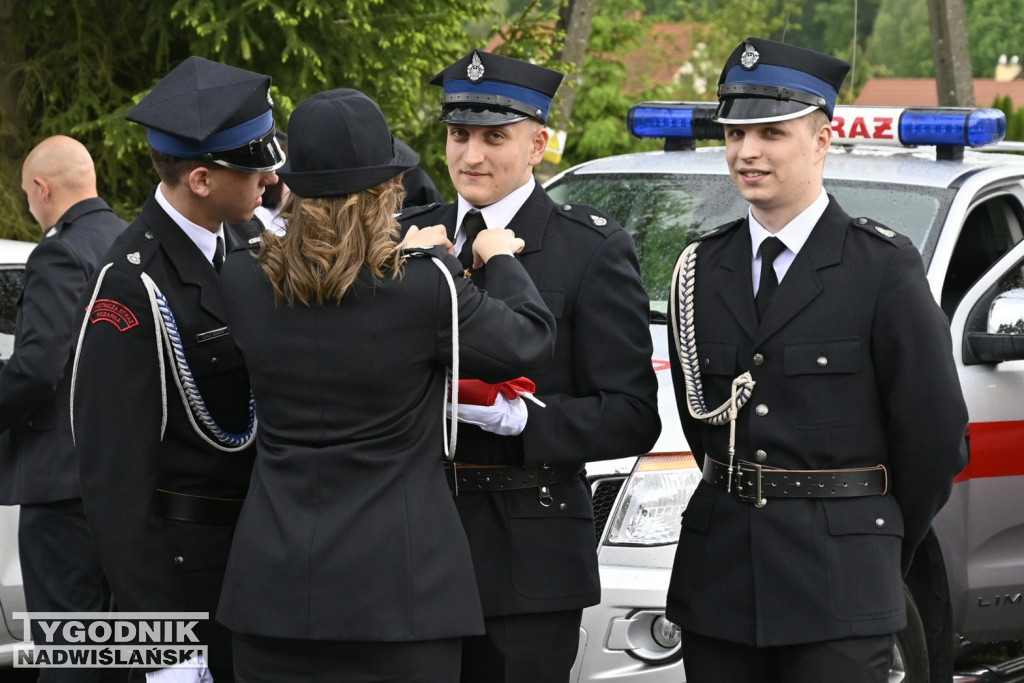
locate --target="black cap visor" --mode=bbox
[206,127,286,172]
[714,96,820,125]
[439,92,545,126]
[440,106,529,126]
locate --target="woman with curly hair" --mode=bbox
[216,88,554,682]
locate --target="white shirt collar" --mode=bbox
[748,188,828,259]
[155,183,226,265]
[456,177,536,239]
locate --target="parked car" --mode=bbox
[549,104,1024,682]
[0,237,43,668]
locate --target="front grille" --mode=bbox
[591,476,626,546]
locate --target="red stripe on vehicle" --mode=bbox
[955,421,1024,482]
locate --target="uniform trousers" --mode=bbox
[460,609,582,683]
[18,498,115,682]
[232,633,461,683]
[679,628,894,683]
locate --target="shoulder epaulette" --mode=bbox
[396,202,442,222]
[850,216,911,247]
[693,218,744,243]
[234,233,264,253]
[553,202,619,235]
[110,229,161,273]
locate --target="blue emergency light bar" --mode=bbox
[627,102,1007,153]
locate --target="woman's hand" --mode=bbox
[472,229,525,268]
[400,224,454,254]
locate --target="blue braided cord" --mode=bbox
[154,291,256,447]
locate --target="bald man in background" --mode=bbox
[1,135,125,681]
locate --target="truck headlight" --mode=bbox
[604,453,701,546]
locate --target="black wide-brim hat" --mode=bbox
[277,89,416,198]
[394,138,420,166]
[714,37,851,124]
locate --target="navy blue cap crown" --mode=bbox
[430,50,564,126]
[127,56,284,172]
[715,38,850,124]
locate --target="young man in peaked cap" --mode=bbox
[71,56,283,682]
[399,50,661,683]
[666,37,968,682]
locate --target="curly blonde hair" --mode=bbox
[257,176,407,305]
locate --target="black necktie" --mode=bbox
[755,237,786,321]
[213,236,225,273]
[457,211,487,269]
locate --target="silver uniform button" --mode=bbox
[816,356,828,367]
[173,556,184,565]
[875,518,886,528]
[754,449,767,463]
[755,404,769,416]
[752,353,765,366]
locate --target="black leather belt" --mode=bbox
[444,462,583,500]
[154,489,243,526]
[702,457,887,507]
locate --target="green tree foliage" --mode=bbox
[0,0,491,239]
[561,0,660,165]
[967,0,1024,79]
[865,0,1024,80]
[863,0,933,78]
[989,94,1024,143]
[673,0,804,89]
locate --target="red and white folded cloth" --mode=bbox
[447,377,544,437]
[456,377,545,406]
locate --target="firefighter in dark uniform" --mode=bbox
[666,38,969,682]
[1,135,125,682]
[399,51,661,683]
[70,56,284,682]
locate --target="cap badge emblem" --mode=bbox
[740,42,760,70]
[590,215,607,226]
[127,252,141,266]
[467,52,485,83]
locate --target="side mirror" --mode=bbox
[965,288,1024,364]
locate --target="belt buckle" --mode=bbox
[734,461,767,508]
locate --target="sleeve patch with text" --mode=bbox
[88,299,140,332]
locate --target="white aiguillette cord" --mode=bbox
[669,241,756,491]
[404,249,460,461]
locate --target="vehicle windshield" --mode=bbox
[546,173,953,316]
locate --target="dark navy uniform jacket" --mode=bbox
[71,190,260,671]
[0,198,125,505]
[216,246,555,641]
[667,198,969,646]
[400,183,661,616]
